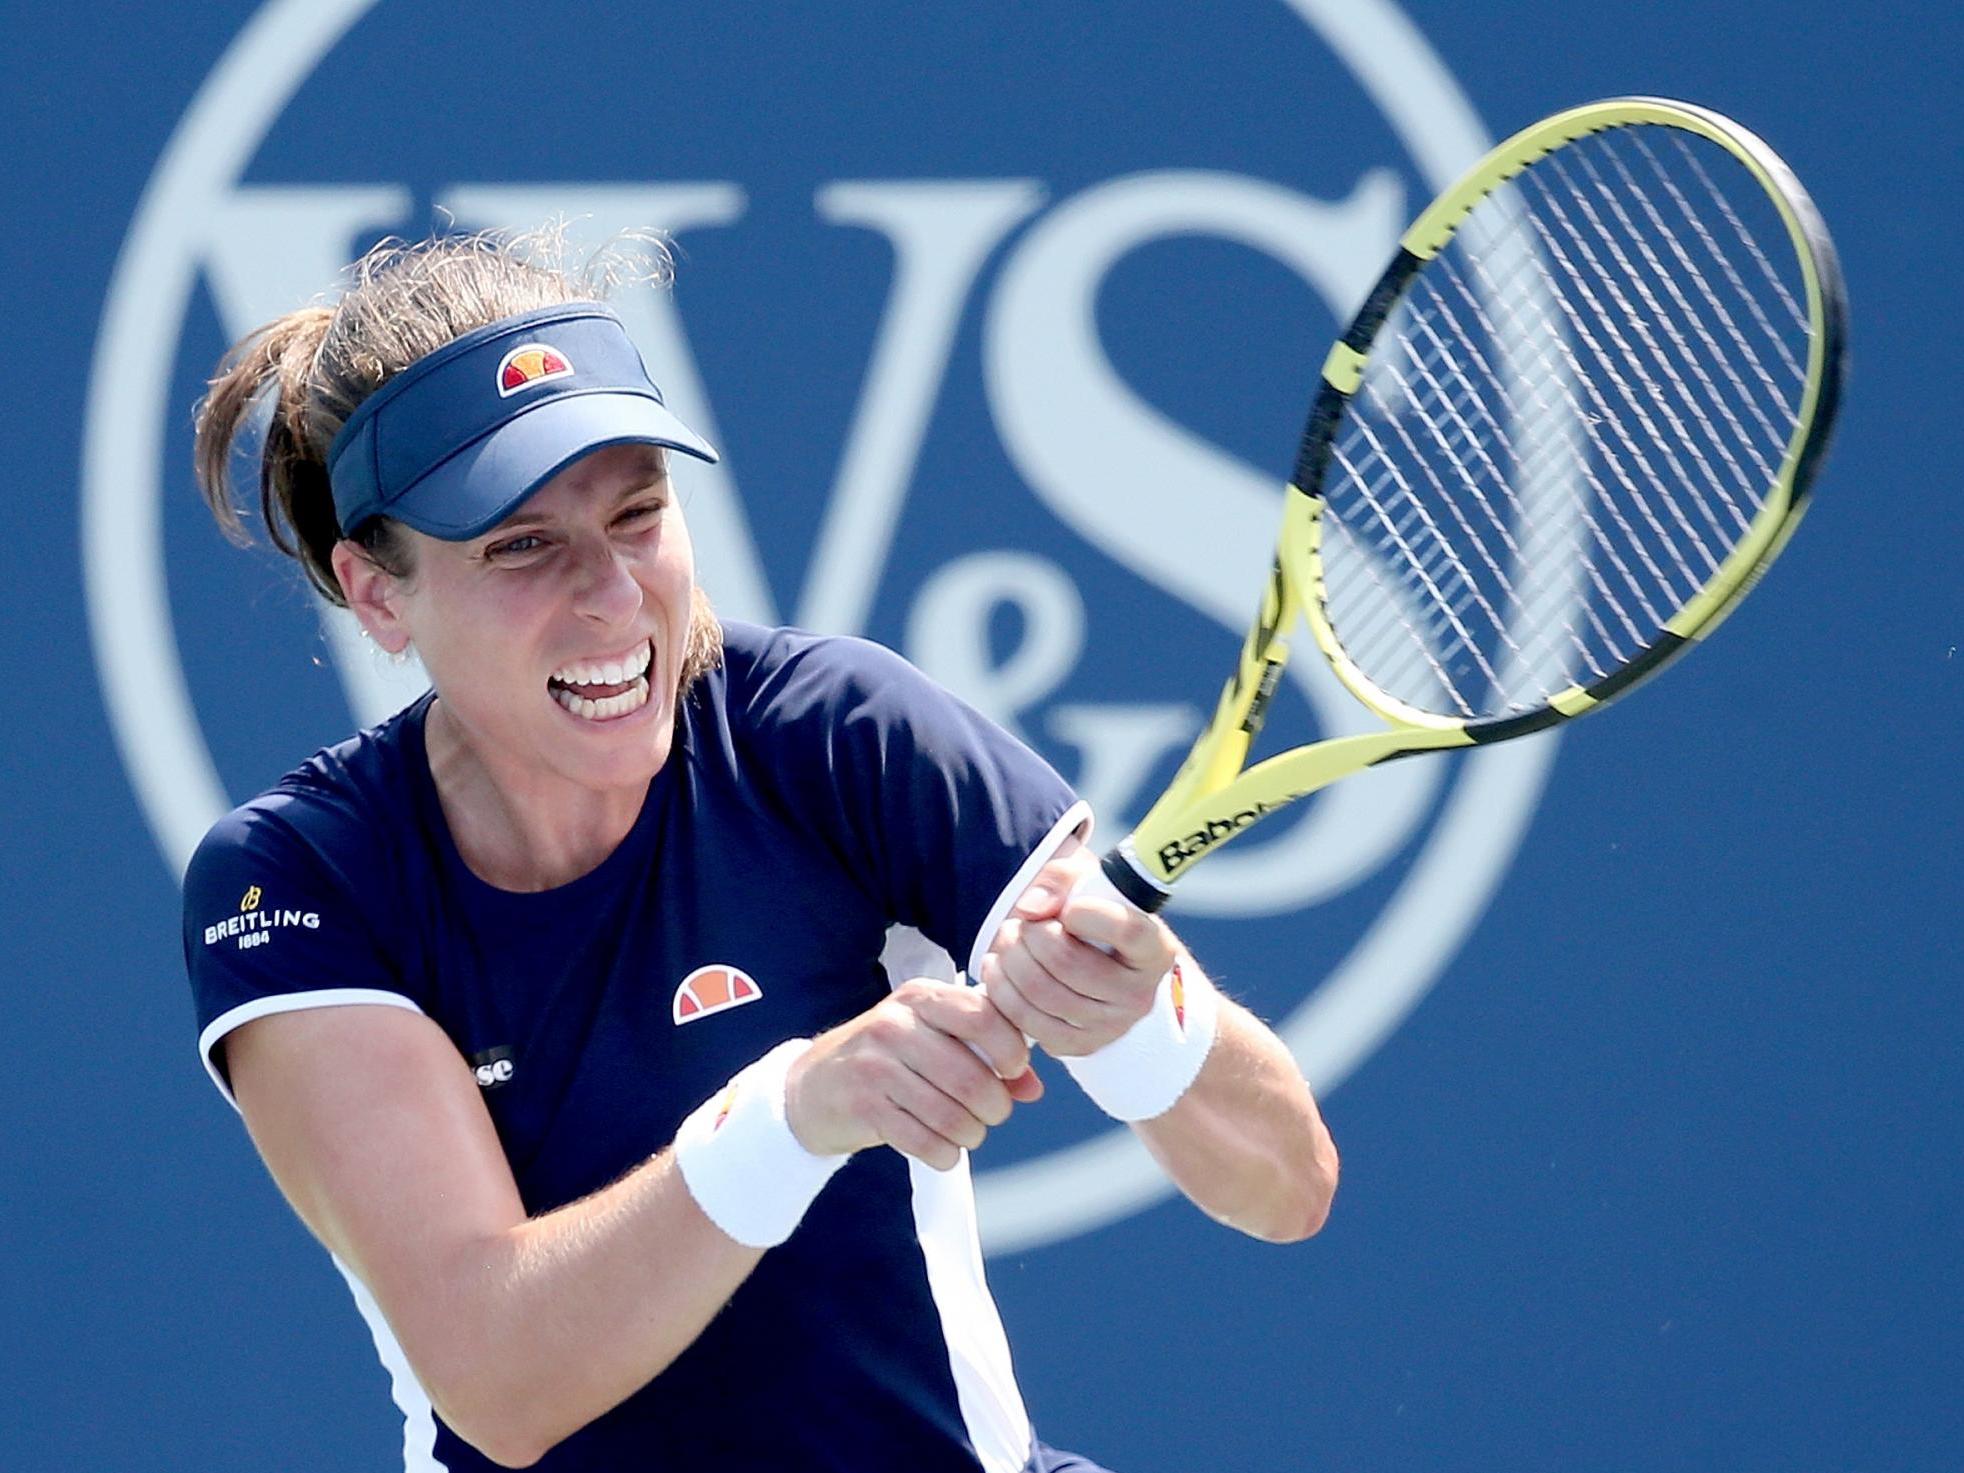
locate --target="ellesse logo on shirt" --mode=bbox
[672,965,762,1025]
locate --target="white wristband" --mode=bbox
[1062,951,1220,1121]
[673,1039,850,1248]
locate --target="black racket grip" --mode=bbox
[1099,847,1170,915]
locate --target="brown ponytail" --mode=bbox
[192,305,374,603]
[191,227,673,607]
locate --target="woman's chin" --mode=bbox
[543,685,676,781]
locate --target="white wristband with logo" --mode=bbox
[1056,864,1221,1121]
[1061,952,1221,1121]
[673,1039,850,1248]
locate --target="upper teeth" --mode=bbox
[553,641,651,687]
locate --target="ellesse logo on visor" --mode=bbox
[496,343,574,397]
[673,965,762,1025]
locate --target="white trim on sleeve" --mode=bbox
[197,988,428,1110]
[963,800,1092,983]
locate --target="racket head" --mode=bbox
[1294,96,1846,740]
[1105,98,1845,908]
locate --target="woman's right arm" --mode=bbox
[225,980,1033,1468]
[229,1002,745,1468]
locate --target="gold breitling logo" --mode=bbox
[240,885,262,911]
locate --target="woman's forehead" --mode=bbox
[500,445,671,526]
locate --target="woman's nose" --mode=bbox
[570,541,644,626]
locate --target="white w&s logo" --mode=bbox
[85,0,1553,1251]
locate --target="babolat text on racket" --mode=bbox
[1090,96,1846,914]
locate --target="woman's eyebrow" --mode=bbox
[483,512,553,539]
[618,479,669,501]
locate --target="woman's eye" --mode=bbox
[488,534,546,559]
[617,502,665,528]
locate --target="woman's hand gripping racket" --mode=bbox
[1083,97,1847,918]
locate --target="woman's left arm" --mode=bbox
[979,840,1339,1244]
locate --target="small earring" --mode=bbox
[359,627,410,666]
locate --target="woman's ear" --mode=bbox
[331,540,413,655]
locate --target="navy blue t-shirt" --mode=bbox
[183,623,1088,1473]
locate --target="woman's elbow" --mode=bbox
[427,1386,553,1469]
[1301,1129,1341,1237]
[1259,1131,1339,1244]
[474,1432,550,1471]
[412,1339,563,1468]
[418,1372,544,1468]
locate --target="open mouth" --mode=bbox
[547,638,654,722]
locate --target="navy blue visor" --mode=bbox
[325,301,718,540]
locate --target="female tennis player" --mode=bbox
[183,232,1337,1473]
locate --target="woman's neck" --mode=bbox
[423,697,648,892]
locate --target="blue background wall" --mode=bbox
[4,2,1959,1469]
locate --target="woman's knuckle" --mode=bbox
[928,1096,969,1138]
[867,1010,910,1047]
[847,1079,883,1123]
[992,1029,1030,1074]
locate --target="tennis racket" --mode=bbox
[1087,96,1846,916]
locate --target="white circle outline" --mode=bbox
[80,0,1557,1253]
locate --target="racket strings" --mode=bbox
[1316,122,1813,720]
[1648,133,1810,376]
[1319,512,1473,708]
[1390,293,1647,675]
[1441,244,1717,622]
[1330,377,1621,715]
[1526,171,1770,587]
[1331,273,1666,707]
[1338,395,1519,684]
[1503,192,1734,593]
[1381,294,1663,663]
[1346,325,1638,705]
[1593,135,1798,468]
[1334,252,1718,711]
[1368,251,1693,621]
[1522,158,1763,568]
[1414,277,1664,670]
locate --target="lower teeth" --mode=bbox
[554,677,650,721]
